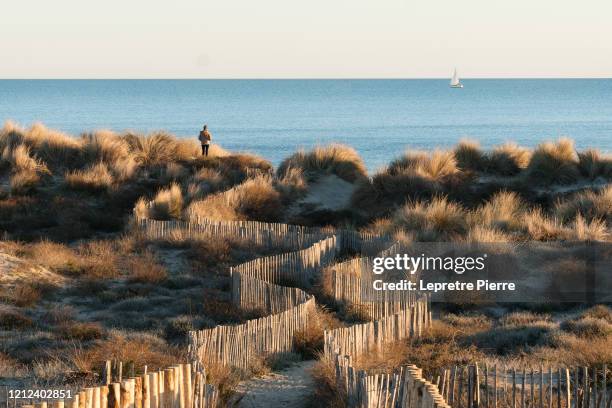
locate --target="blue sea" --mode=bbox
[1,79,611,171]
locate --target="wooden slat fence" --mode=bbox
[188,296,316,372]
[324,294,448,408]
[15,363,218,408]
[231,235,339,290]
[133,214,449,407]
[436,364,610,408]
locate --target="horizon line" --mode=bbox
[1,76,612,80]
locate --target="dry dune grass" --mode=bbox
[568,214,608,241]
[187,176,283,222]
[578,149,612,179]
[454,139,487,171]
[122,132,200,166]
[525,138,580,184]
[379,189,610,243]
[554,185,612,225]
[463,225,512,243]
[393,196,467,241]
[277,144,367,183]
[80,130,130,165]
[352,149,468,217]
[388,150,460,181]
[65,162,114,192]
[135,183,184,220]
[275,166,308,202]
[67,332,184,373]
[19,239,122,279]
[1,122,225,179]
[487,143,531,175]
[1,122,82,167]
[1,144,51,193]
[471,191,525,232]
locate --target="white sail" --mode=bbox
[450,68,459,86]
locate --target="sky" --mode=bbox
[1,0,611,78]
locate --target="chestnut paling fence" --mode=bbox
[136,215,448,407]
[322,240,450,408]
[16,362,218,408]
[433,364,610,408]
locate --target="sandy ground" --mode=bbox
[287,174,356,219]
[0,252,67,291]
[233,360,316,408]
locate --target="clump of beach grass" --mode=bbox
[525,138,579,184]
[392,196,467,241]
[277,144,367,183]
[463,225,512,243]
[65,162,114,192]
[187,175,283,222]
[454,139,486,171]
[577,149,612,179]
[560,317,612,338]
[80,130,130,166]
[135,183,183,220]
[566,214,608,241]
[388,150,460,181]
[1,122,82,167]
[521,209,567,241]
[2,144,51,194]
[352,149,468,217]
[486,143,531,176]
[554,185,612,225]
[121,131,200,166]
[471,191,525,231]
[274,166,308,203]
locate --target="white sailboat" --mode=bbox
[450,68,463,88]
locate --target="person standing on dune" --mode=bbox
[199,124,212,156]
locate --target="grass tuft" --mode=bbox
[65,162,114,192]
[525,138,579,184]
[277,144,367,183]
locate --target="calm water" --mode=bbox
[1,79,611,171]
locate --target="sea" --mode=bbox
[1,79,611,171]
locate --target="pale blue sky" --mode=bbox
[2,0,611,78]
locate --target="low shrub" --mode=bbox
[163,316,195,342]
[122,131,199,166]
[310,359,347,408]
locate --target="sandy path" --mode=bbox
[233,361,316,408]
